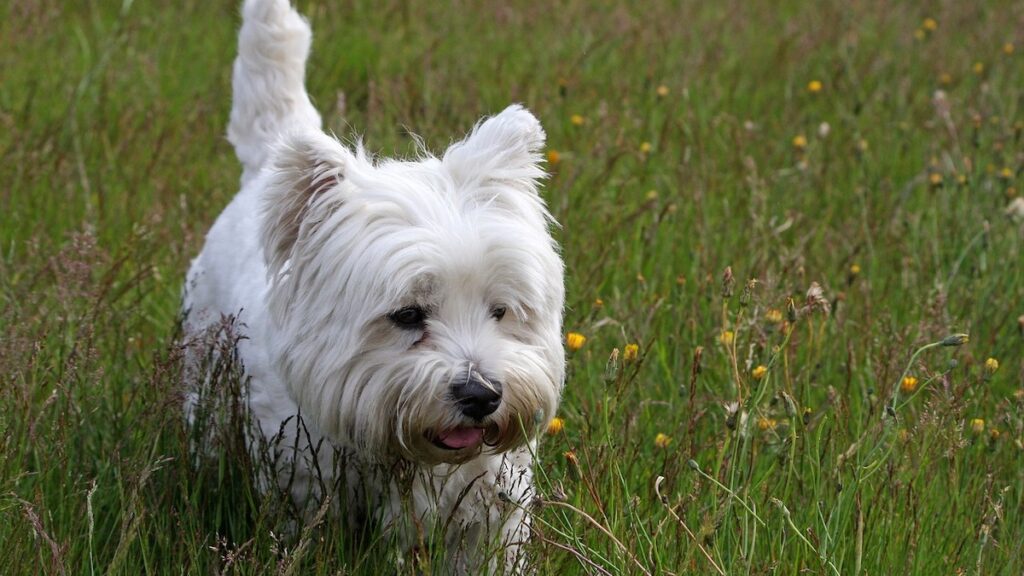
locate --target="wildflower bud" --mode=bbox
[654,433,672,448]
[686,459,700,472]
[948,358,959,370]
[721,266,735,298]
[546,417,565,435]
[786,297,798,323]
[604,348,620,383]
[802,407,812,426]
[970,418,985,434]
[779,391,797,418]
[565,332,586,352]
[984,357,999,375]
[623,343,639,363]
[739,278,757,307]
[941,333,969,347]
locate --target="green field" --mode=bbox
[3,0,1023,573]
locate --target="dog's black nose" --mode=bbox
[452,373,502,420]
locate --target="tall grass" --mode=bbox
[2,0,1022,573]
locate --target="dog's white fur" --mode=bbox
[182,0,564,571]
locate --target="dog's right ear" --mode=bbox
[261,131,352,280]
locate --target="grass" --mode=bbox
[2,0,1023,573]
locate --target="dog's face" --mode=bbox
[259,106,564,465]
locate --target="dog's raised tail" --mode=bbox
[228,0,322,184]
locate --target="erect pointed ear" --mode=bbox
[261,131,352,278]
[442,104,547,191]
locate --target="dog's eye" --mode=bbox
[390,306,427,329]
[491,305,507,321]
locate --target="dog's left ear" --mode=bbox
[443,104,547,192]
[261,131,352,280]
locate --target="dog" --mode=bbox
[181,0,565,572]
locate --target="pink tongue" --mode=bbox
[437,427,485,449]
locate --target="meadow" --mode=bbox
[2,0,1023,573]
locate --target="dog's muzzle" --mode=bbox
[451,370,502,420]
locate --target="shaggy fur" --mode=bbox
[182,0,565,572]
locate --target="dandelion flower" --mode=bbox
[989,428,1000,440]
[719,330,735,346]
[792,135,808,149]
[807,80,823,93]
[752,365,768,380]
[656,85,670,97]
[546,150,561,165]
[849,263,861,276]
[566,332,586,351]
[970,418,985,434]
[639,141,652,154]
[1000,167,1014,179]
[765,309,783,324]
[984,357,999,374]
[623,343,639,363]
[1004,42,1015,55]
[929,172,943,187]
[570,114,585,126]
[654,433,672,448]
[593,297,604,309]
[547,417,565,435]
[901,375,918,393]
[972,61,985,75]
[922,17,938,31]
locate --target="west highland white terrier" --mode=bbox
[182,0,564,572]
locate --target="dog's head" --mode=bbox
[259,105,564,465]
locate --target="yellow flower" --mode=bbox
[970,418,985,434]
[856,138,869,153]
[751,365,768,380]
[593,297,604,309]
[719,330,735,346]
[656,85,670,97]
[546,149,561,165]
[807,80,823,93]
[1004,42,1015,55]
[547,417,565,435]
[792,135,808,149]
[570,114,585,126]
[922,17,938,31]
[566,332,586,351]
[984,357,999,374]
[654,433,672,448]
[765,309,783,324]
[623,343,639,363]
[849,263,861,276]
[913,29,926,41]
[972,61,985,75]
[989,428,1000,440]
[939,72,952,85]
[757,417,777,431]
[1000,167,1014,179]
[901,375,918,394]
[639,141,652,154]
[929,172,943,186]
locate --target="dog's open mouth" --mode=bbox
[432,427,486,450]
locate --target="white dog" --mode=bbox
[182,0,564,572]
